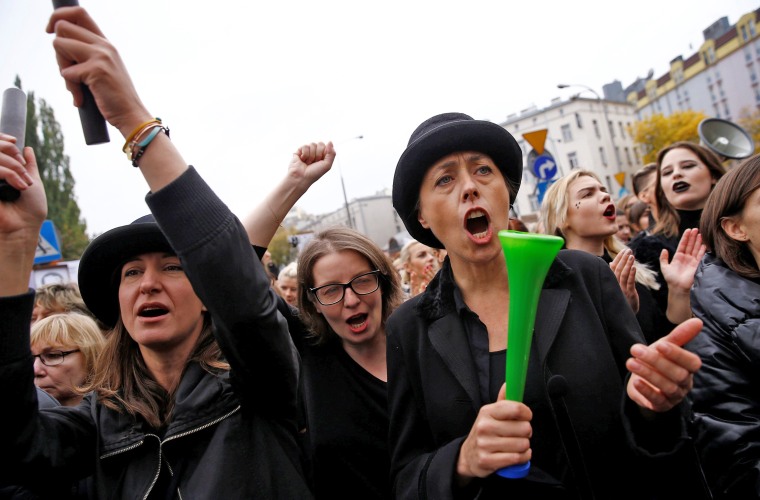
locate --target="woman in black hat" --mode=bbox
[386,112,705,499]
[0,7,313,498]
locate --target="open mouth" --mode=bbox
[465,210,490,238]
[672,181,690,193]
[347,313,368,333]
[138,305,169,318]
[602,204,616,218]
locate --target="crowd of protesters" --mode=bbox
[0,5,757,500]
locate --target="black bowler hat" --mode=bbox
[78,214,174,328]
[392,112,523,249]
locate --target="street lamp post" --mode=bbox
[336,135,363,229]
[557,83,619,175]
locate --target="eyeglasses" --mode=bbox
[32,349,80,367]
[309,270,382,306]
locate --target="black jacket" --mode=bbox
[0,168,313,499]
[387,249,692,499]
[689,253,760,499]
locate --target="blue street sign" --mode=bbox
[533,154,558,180]
[536,179,556,205]
[35,220,62,265]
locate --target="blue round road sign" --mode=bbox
[533,154,557,180]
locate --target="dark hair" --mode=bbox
[701,154,760,278]
[508,217,529,232]
[627,200,651,231]
[631,163,657,196]
[296,226,404,344]
[652,141,726,238]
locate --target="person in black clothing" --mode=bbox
[688,154,760,499]
[628,141,725,333]
[243,142,404,499]
[0,7,313,498]
[537,168,706,344]
[386,112,704,499]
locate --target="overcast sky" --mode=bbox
[1,1,758,237]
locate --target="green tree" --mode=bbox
[269,226,296,266]
[16,76,90,260]
[630,110,706,164]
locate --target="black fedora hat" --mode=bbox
[78,214,174,328]
[392,112,523,249]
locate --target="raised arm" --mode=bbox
[660,228,705,324]
[46,7,187,191]
[243,141,335,248]
[0,142,46,297]
[47,6,301,415]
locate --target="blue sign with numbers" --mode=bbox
[35,220,62,265]
[532,154,558,180]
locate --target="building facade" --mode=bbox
[629,8,760,124]
[500,96,641,222]
[297,191,406,252]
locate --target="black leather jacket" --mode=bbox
[0,168,313,499]
[689,253,760,499]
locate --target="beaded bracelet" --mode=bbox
[132,126,170,167]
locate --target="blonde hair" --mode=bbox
[34,283,92,319]
[30,312,106,380]
[278,261,298,281]
[539,170,660,290]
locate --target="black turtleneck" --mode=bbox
[627,210,706,343]
[677,208,703,235]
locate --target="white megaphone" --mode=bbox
[698,117,755,160]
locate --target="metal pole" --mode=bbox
[335,135,363,229]
[339,168,354,229]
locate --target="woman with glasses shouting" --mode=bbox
[244,142,404,499]
[31,312,105,406]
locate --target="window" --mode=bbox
[742,25,750,42]
[592,120,600,138]
[568,152,579,170]
[624,147,632,166]
[614,147,621,167]
[575,113,583,129]
[599,147,608,167]
[608,120,615,138]
[561,124,573,142]
[618,121,626,139]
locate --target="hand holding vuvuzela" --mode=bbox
[496,230,564,478]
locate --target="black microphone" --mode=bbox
[0,87,27,202]
[52,0,110,145]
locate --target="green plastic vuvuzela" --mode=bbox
[496,230,564,479]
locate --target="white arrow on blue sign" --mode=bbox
[533,154,558,180]
[35,220,62,265]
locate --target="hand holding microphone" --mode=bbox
[0,87,27,202]
[51,0,110,145]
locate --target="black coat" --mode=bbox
[386,249,693,500]
[689,253,760,499]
